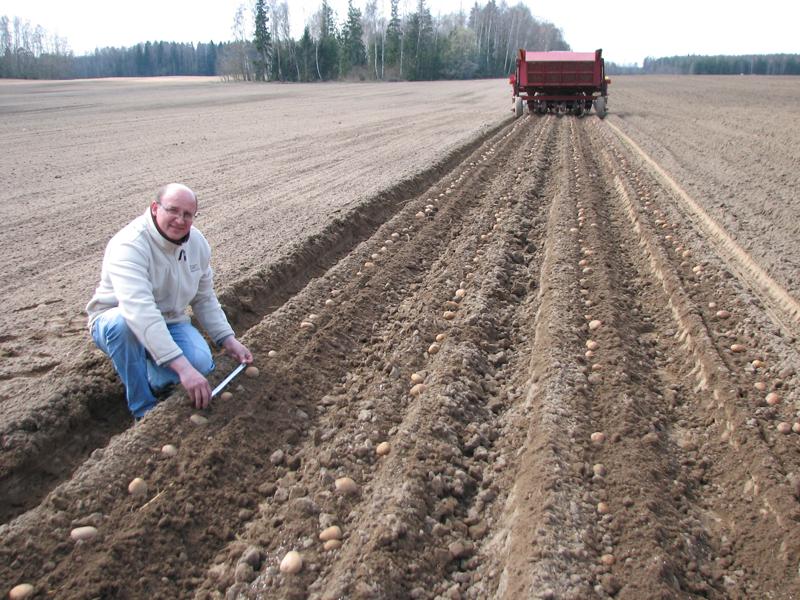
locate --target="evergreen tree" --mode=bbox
[385,0,401,72]
[254,0,271,81]
[340,0,366,76]
[405,0,434,79]
[299,26,313,81]
[315,0,339,80]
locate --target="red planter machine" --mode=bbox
[509,49,610,117]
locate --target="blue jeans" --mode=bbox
[91,308,215,418]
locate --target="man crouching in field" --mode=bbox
[86,183,252,419]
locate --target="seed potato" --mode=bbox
[70,526,98,542]
[245,366,260,378]
[8,584,34,600]
[161,444,178,457]
[335,477,359,495]
[128,477,148,497]
[280,551,303,574]
[319,526,343,542]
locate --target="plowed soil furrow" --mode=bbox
[193,118,558,600]
[594,121,800,597]
[3,104,800,600]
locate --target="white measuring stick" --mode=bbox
[211,363,247,398]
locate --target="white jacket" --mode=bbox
[87,209,234,365]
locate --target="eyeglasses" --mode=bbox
[158,202,198,221]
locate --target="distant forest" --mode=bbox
[608,54,800,75]
[0,0,568,81]
[2,1,798,82]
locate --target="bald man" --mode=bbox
[87,183,252,419]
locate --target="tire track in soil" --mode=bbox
[3,113,800,600]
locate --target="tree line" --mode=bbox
[606,54,800,76]
[1,1,568,81]
[5,3,798,82]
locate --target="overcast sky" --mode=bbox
[3,0,798,66]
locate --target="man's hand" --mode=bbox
[222,336,253,364]
[169,355,212,409]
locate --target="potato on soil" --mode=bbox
[435,333,446,342]
[427,343,440,355]
[280,551,303,574]
[190,414,208,425]
[70,526,98,542]
[586,340,599,351]
[410,383,427,396]
[590,432,605,444]
[245,366,259,378]
[730,344,746,353]
[765,392,780,405]
[376,441,391,456]
[324,539,342,551]
[410,372,425,384]
[319,525,343,542]
[128,477,148,497]
[777,422,792,434]
[220,391,233,401]
[161,444,178,457]
[443,310,456,320]
[334,477,359,495]
[8,584,34,600]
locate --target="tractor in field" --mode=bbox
[510,49,610,118]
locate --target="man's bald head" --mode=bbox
[157,183,198,209]
[151,183,198,242]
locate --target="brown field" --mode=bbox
[1,75,799,599]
